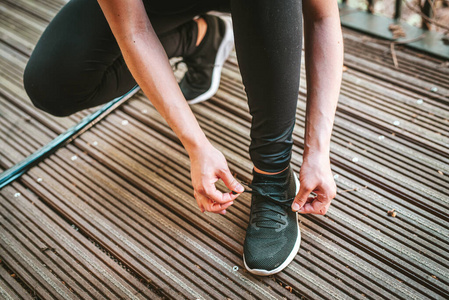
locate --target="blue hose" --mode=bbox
[0,85,140,189]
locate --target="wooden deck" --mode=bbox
[1,0,449,299]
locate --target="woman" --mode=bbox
[24,0,342,275]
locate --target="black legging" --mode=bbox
[24,0,302,173]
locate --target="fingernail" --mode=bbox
[292,203,299,211]
[236,184,244,193]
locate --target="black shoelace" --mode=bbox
[236,182,295,229]
[233,182,295,206]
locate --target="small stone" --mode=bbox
[438,170,444,176]
[14,193,20,197]
[393,120,400,126]
[121,120,129,126]
[37,178,43,182]
[430,87,438,92]
[416,99,423,104]
[378,135,385,140]
[334,174,339,180]
[387,209,397,217]
[232,266,239,272]
[342,65,348,72]
[71,155,77,161]
[352,157,359,163]
[92,141,98,146]
[142,109,148,114]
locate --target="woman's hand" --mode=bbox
[292,153,336,215]
[291,0,342,215]
[189,142,244,215]
[97,0,243,214]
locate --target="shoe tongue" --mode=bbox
[251,167,293,228]
[251,167,291,201]
[252,200,284,228]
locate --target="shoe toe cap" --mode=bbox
[243,236,289,271]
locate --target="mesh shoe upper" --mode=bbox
[243,166,300,272]
[179,15,226,101]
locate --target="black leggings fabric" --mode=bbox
[24,0,303,172]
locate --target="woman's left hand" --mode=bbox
[291,153,336,215]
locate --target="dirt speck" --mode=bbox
[387,209,397,217]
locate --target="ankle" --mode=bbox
[253,166,289,175]
[194,17,207,46]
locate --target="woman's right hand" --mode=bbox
[189,142,244,215]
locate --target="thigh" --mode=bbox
[24,0,132,114]
[145,0,231,34]
[24,0,231,116]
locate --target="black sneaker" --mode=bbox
[179,14,234,104]
[243,166,301,276]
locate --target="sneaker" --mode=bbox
[179,14,234,104]
[243,166,301,276]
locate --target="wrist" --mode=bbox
[184,135,212,158]
[303,137,330,158]
[303,147,330,165]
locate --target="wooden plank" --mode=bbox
[1,0,448,297]
[0,262,33,300]
[1,184,160,300]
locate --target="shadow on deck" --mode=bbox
[0,0,448,299]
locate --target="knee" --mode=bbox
[23,63,79,117]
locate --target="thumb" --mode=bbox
[292,184,313,212]
[220,168,244,193]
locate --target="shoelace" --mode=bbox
[236,182,295,229]
[233,182,294,206]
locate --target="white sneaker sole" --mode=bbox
[187,16,234,105]
[243,172,301,276]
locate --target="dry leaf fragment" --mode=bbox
[388,24,406,39]
[285,286,293,293]
[438,170,444,176]
[342,65,348,72]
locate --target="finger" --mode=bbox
[219,168,244,194]
[202,183,238,204]
[305,195,315,203]
[299,194,331,215]
[205,200,234,213]
[194,192,206,213]
[292,183,314,212]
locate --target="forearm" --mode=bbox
[122,31,209,155]
[303,9,343,159]
[97,0,209,156]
